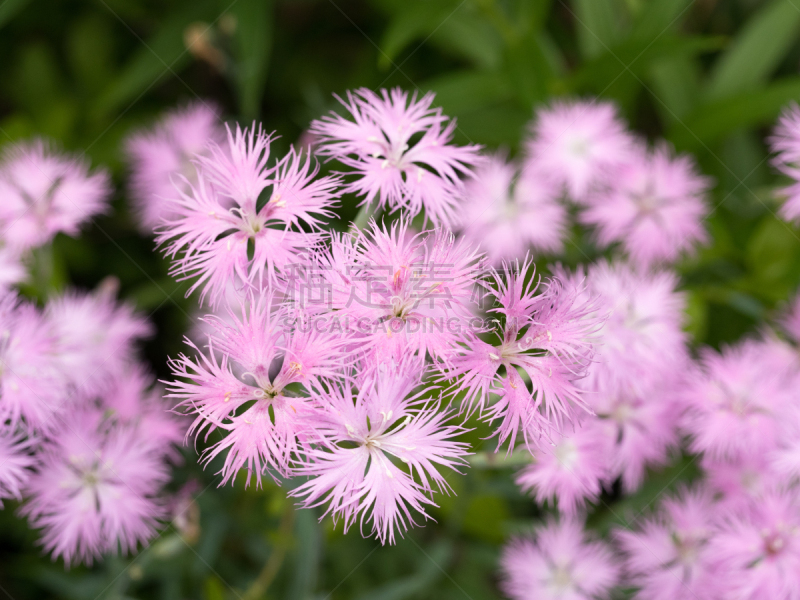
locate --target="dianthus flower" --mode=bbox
[524,99,634,202]
[0,292,66,432]
[581,143,710,268]
[500,517,619,600]
[458,155,567,264]
[291,359,469,544]
[442,257,599,449]
[46,286,152,397]
[0,139,110,251]
[310,88,481,226]
[300,218,483,363]
[769,102,800,223]
[167,296,344,487]
[158,125,340,305]
[0,427,35,507]
[21,410,170,566]
[615,487,718,600]
[515,420,610,514]
[125,102,225,232]
[710,490,800,600]
[681,340,795,460]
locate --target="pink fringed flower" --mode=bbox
[167,296,344,487]
[21,411,169,566]
[158,125,340,305]
[0,139,110,251]
[302,218,483,363]
[581,143,710,268]
[125,102,225,232]
[310,88,481,226]
[615,487,718,600]
[710,490,800,600]
[769,102,800,223]
[46,286,152,398]
[0,427,35,507]
[681,340,794,460]
[515,420,610,514]
[443,257,600,449]
[0,292,66,432]
[524,99,634,202]
[500,517,619,600]
[458,155,567,265]
[292,360,469,544]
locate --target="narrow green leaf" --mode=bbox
[648,55,700,123]
[93,0,218,117]
[669,77,800,151]
[379,4,453,70]
[631,0,691,40]
[573,0,626,59]
[705,0,800,101]
[231,0,274,119]
[421,70,514,115]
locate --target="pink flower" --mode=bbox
[0,247,26,290]
[167,295,344,487]
[443,257,600,449]
[524,99,634,202]
[681,340,794,460]
[21,411,170,566]
[157,125,340,305]
[301,218,483,363]
[125,101,226,232]
[615,487,718,600]
[0,427,35,507]
[500,517,619,600]
[291,359,469,544]
[710,490,800,600]
[310,88,481,226]
[46,286,152,398]
[0,292,66,432]
[581,143,710,268]
[515,420,610,514]
[0,139,110,251]
[769,102,800,223]
[702,453,780,513]
[458,154,567,265]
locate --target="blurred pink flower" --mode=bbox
[769,102,800,223]
[0,139,110,251]
[524,99,634,202]
[615,487,718,600]
[458,154,567,265]
[0,427,35,507]
[581,143,710,268]
[125,101,226,232]
[500,517,619,600]
[310,88,480,226]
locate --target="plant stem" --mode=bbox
[350,203,382,231]
[242,502,296,600]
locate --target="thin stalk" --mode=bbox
[242,502,296,600]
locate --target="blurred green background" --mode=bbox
[2,0,800,598]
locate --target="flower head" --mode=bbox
[459,155,567,264]
[157,125,340,305]
[615,487,717,600]
[291,359,469,544]
[524,99,634,202]
[125,101,225,232]
[0,427,35,507]
[0,139,110,251]
[769,102,800,223]
[311,88,480,226]
[581,143,710,268]
[500,517,619,600]
[21,411,170,566]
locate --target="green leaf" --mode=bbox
[421,70,514,115]
[573,0,626,59]
[631,0,692,40]
[379,3,456,70]
[669,77,800,151]
[705,0,800,102]
[0,0,31,30]
[745,216,800,300]
[230,0,274,119]
[648,54,700,123]
[93,0,219,117]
